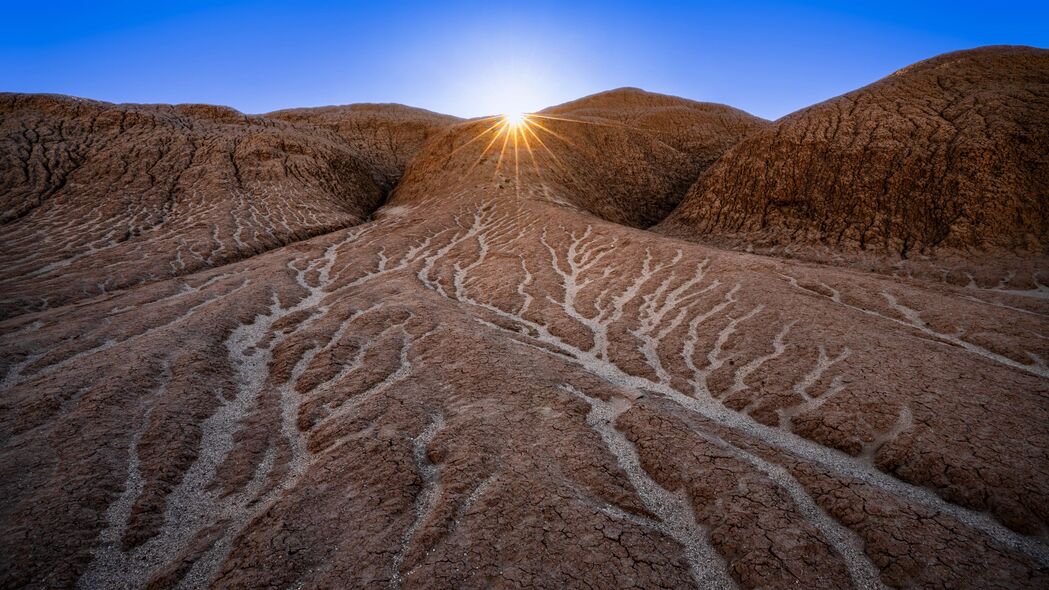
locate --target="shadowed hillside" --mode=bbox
[266,103,461,189]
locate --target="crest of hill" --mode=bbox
[658,46,1049,260]
[266,103,460,190]
[0,93,394,221]
[543,88,769,173]
[544,86,754,116]
[391,88,767,227]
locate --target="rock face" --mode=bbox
[2,62,1049,589]
[659,46,1049,261]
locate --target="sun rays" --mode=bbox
[450,108,653,202]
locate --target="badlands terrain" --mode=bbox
[1,45,1048,589]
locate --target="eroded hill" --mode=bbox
[0,95,455,318]
[543,87,769,177]
[1,59,1048,590]
[266,103,461,190]
[658,46,1049,285]
[394,89,767,228]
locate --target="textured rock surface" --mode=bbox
[2,66,1048,589]
[0,95,456,319]
[266,103,460,190]
[659,46,1049,274]
[543,88,769,183]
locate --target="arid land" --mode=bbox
[1,46,1048,589]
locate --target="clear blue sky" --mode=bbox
[3,1,1047,120]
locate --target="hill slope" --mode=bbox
[393,88,767,227]
[543,87,769,176]
[659,46,1049,262]
[266,103,461,190]
[0,95,456,318]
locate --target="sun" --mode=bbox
[504,111,528,127]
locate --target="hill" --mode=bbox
[659,46,1049,264]
[0,94,455,318]
[392,88,767,227]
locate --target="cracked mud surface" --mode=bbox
[2,47,1048,589]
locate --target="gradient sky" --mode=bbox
[3,1,1047,120]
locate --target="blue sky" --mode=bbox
[2,1,1047,120]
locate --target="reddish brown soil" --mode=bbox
[1,53,1048,589]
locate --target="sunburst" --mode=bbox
[504,112,527,128]
[455,110,637,196]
